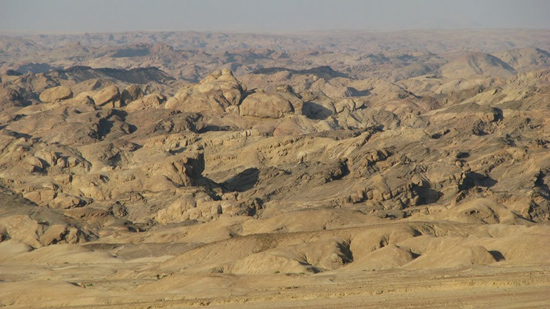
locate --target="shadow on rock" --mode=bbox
[222,168,260,192]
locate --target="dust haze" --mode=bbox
[1,0,550,33]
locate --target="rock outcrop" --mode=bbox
[39,85,73,102]
[166,68,245,114]
[240,91,295,118]
[92,85,121,108]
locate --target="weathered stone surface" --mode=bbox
[240,91,294,118]
[166,69,245,114]
[121,84,144,104]
[125,93,166,112]
[39,86,73,102]
[92,85,121,107]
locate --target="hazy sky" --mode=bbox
[1,0,549,33]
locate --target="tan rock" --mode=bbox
[240,92,294,118]
[39,86,73,102]
[125,93,166,112]
[92,85,121,107]
[166,69,245,114]
[62,93,97,110]
[121,84,144,104]
[23,189,56,206]
[51,193,84,209]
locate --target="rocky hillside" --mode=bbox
[1,30,550,308]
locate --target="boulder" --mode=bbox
[125,93,166,112]
[240,91,294,118]
[39,86,73,102]
[62,93,97,111]
[166,69,245,114]
[121,84,144,104]
[92,85,121,107]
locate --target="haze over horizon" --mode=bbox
[1,0,549,34]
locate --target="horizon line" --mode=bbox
[1,27,550,37]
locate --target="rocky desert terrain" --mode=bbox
[0,29,550,308]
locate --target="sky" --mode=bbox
[1,0,549,33]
